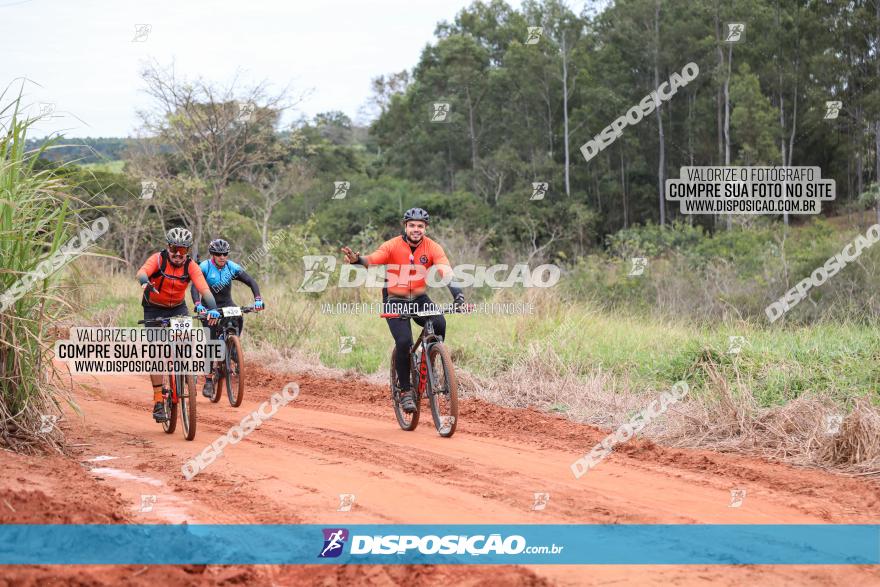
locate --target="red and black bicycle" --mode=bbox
[379,305,470,438]
[137,314,199,440]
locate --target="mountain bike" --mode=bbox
[199,305,255,407]
[137,314,200,440]
[379,304,470,437]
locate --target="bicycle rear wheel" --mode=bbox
[427,343,458,437]
[390,347,419,431]
[162,373,177,434]
[178,373,197,441]
[225,335,244,407]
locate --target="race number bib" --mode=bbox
[170,317,192,330]
[221,306,242,317]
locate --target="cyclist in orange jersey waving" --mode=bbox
[341,207,465,413]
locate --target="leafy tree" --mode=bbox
[730,63,780,165]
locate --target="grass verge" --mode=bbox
[71,268,880,475]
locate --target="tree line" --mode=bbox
[50,0,880,269]
[371,0,880,235]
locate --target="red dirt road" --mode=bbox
[2,364,878,586]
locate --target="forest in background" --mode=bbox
[26,0,880,327]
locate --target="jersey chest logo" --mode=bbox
[208,265,233,287]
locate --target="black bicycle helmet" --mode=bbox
[166,227,193,247]
[402,207,430,224]
[208,238,231,255]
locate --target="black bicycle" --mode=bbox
[198,305,255,407]
[379,305,470,437]
[137,314,200,440]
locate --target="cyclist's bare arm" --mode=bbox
[341,242,392,267]
[340,246,363,265]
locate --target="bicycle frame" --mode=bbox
[138,312,204,439]
[411,321,442,398]
[167,371,179,403]
[138,315,199,404]
[217,317,241,340]
[380,304,469,436]
[211,320,236,367]
[197,307,253,374]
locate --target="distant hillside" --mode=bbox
[26,137,133,164]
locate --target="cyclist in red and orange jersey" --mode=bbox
[136,227,220,423]
[341,207,465,413]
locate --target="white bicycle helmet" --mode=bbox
[166,227,193,247]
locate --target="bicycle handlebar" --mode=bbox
[137,314,201,326]
[380,304,475,319]
[193,305,256,323]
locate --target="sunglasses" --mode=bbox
[212,252,228,257]
[168,245,190,255]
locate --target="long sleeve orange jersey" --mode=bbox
[364,235,453,298]
[138,252,210,308]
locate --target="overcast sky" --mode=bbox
[3,0,507,138]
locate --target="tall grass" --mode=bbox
[0,89,76,453]
[75,264,880,472]
[569,217,880,325]
[76,269,880,406]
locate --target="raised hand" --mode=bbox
[340,246,360,264]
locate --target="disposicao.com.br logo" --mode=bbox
[318,528,349,558]
[297,256,561,293]
[317,528,564,558]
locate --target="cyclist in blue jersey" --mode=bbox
[191,238,264,397]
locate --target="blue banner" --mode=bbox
[0,524,877,565]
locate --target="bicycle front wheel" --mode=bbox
[225,335,244,407]
[178,373,197,441]
[427,343,458,437]
[162,373,177,434]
